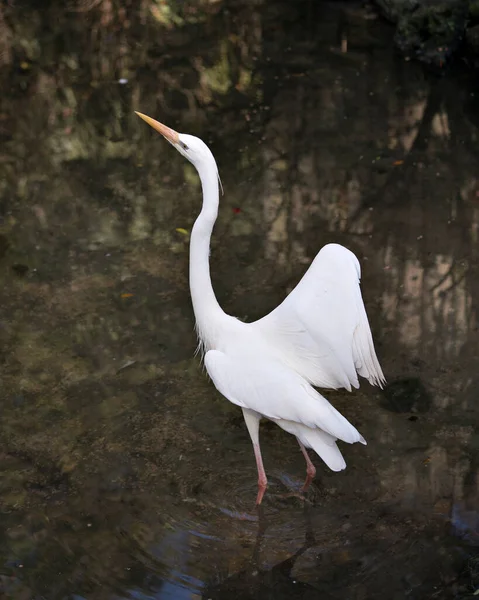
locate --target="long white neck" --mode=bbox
[189,159,227,349]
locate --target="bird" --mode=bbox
[135,111,385,505]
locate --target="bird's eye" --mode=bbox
[180,141,189,151]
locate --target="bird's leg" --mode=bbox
[253,443,268,505]
[242,408,268,505]
[297,439,316,492]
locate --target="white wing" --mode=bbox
[250,243,385,391]
[204,349,364,446]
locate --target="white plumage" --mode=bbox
[136,112,385,504]
[252,242,385,391]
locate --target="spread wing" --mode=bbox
[204,349,364,445]
[250,243,385,391]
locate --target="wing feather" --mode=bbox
[204,349,364,445]
[251,243,385,391]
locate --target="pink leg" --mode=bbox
[298,440,316,492]
[253,443,268,505]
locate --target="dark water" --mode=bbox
[0,1,478,598]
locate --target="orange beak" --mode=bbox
[135,112,179,144]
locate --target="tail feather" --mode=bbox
[301,427,346,471]
[274,419,351,472]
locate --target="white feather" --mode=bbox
[274,420,348,471]
[205,350,365,446]
[136,118,385,500]
[251,243,385,391]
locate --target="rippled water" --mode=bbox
[0,1,478,598]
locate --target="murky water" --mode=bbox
[0,1,478,598]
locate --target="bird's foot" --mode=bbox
[273,473,317,504]
[301,471,316,493]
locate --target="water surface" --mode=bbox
[0,1,478,598]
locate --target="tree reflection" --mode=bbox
[0,0,478,599]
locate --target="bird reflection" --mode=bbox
[202,505,331,600]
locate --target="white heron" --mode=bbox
[136,112,385,505]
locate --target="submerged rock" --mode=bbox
[381,377,432,414]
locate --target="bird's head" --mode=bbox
[135,111,214,169]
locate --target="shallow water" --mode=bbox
[0,1,478,598]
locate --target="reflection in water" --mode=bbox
[0,0,478,598]
[203,505,319,600]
